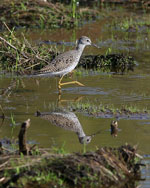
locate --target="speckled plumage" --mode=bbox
[36,36,93,77]
[36,110,92,144]
[38,51,80,76]
[34,36,99,91]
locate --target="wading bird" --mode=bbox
[35,36,99,93]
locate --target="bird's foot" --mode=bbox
[74,81,84,87]
[59,81,85,87]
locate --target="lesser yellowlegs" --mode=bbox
[36,110,92,144]
[36,36,99,93]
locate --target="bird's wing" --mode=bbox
[40,113,78,131]
[39,50,76,74]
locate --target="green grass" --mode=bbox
[0,143,142,188]
[10,113,16,134]
[51,141,67,154]
[2,157,66,188]
[68,101,150,116]
[0,0,100,30]
[113,14,150,32]
[0,28,58,73]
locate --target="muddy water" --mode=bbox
[0,6,150,186]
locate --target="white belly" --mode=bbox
[52,59,79,76]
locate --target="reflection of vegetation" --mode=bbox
[0,105,5,121]
[10,113,16,134]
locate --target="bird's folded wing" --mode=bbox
[39,50,76,74]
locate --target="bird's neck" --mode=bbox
[76,129,86,138]
[76,44,86,55]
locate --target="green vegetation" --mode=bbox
[68,101,150,118]
[0,0,99,30]
[51,141,67,154]
[0,2,149,187]
[78,54,137,73]
[0,27,136,74]
[0,144,142,188]
[115,15,150,31]
[0,27,57,73]
[0,0,149,32]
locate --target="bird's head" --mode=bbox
[76,36,100,48]
[79,136,92,144]
[77,36,92,46]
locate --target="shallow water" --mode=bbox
[0,5,150,187]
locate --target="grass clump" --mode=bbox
[79,53,137,73]
[0,26,58,74]
[112,14,150,32]
[68,101,150,119]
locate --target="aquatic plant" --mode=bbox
[67,100,150,119]
[71,0,77,19]
[10,113,16,135]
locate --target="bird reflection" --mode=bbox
[0,105,5,127]
[58,95,84,104]
[36,110,99,144]
[110,120,118,137]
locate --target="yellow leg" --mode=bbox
[58,75,64,91]
[68,70,75,78]
[61,81,84,87]
[58,95,84,105]
[58,75,84,91]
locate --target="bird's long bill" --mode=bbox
[91,43,100,48]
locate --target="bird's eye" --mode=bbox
[87,39,89,42]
